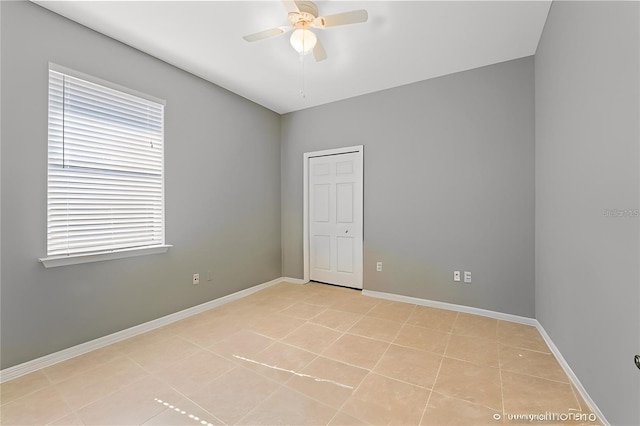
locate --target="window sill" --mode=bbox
[39,245,172,268]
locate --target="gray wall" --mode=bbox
[0,1,282,369]
[282,57,535,317]
[535,2,640,425]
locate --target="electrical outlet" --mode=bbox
[376,262,383,272]
[454,271,461,282]
[192,273,200,285]
[207,270,212,282]
[464,271,472,283]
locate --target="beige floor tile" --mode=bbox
[306,282,358,298]
[323,334,389,370]
[347,316,403,342]
[497,321,549,353]
[432,357,502,411]
[178,319,244,347]
[163,312,213,335]
[394,324,450,354]
[211,299,260,318]
[261,282,307,298]
[282,323,343,354]
[234,293,269,307]
[502,371,580,414]
[76,376,185,425]
[265,289,305,303]
[246,313,306,339]
[280,302,328,319]
[214,301,258,316]
[329,411,371,425]
[365,300,415,323]
[330,295,380,315]
[187,367,280,425]
[342,373,431,425]
[112,326,176,354]
[452,313,498,340]
[310,309,363,332]
[0,282,599,426]
[153,348,236,396]
[374,344,442,389]
[197,306,261,330]
[48,411,85,425]
[286,356,368,409]
[445,334,499,367]
[407,305,459,333]
[0,370,51,405]
[0,386,71,426]
[249,295,299,312]
[142,397,222,425]
[126,335,200,372]
[237,341,317,383]
[499,344,568,382]
[208,329,274,360]
[43,346,123,384]
[192,303,235,319]
[238,386,337,425]
[55,356,148,410]
[303,291,352,307]
[421,391,501,425]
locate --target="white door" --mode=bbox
[309,152,363,289]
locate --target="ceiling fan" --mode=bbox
[242,0,368,62]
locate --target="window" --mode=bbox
[40,64,169,267]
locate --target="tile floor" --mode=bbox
[0,282,601,425]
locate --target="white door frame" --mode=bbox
[303,145,364,287]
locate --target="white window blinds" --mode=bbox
[47,66,165,257]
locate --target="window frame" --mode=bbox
[39,63,171,268]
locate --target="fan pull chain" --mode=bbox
[300,52,306,99]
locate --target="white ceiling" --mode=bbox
[33,1,551,114]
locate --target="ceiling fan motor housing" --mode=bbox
[288,1,320,29]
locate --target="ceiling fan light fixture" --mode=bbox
[290,29,317,55]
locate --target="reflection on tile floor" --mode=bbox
[0,282,601,425]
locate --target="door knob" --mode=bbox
[635,355,640,370]
[345,230,349,234]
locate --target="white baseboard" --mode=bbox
[361,289,537,326]
[362,289,607,425]
[534,323,610,426]
[0,277,285,383]
[281,277,308,285]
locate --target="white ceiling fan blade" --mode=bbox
[313,39,327,62]
[243,27,285,42]
[282,0,300,14]
[314,9,368,28]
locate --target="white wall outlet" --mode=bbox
[207,270,212,282]
[464,271,472,283]
[454,271,461,282]
[376,262,383,272]
[193,273,200,285]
